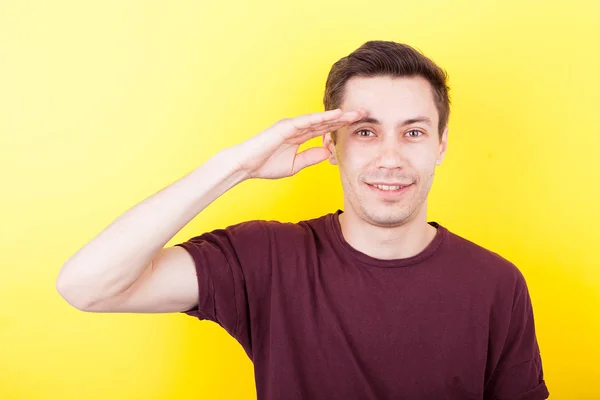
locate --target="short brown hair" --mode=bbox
[323,40,450,141]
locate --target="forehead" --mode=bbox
[340,75,438,125]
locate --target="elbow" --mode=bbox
[55,268,94,312]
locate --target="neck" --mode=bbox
[337,205,437,260]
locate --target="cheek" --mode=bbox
[412,152,436,168]
[338,146,372,174]
[340,142,438,180]
[413,153,439,181]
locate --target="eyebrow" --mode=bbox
[349,116,433,128]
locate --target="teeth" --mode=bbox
[374,184,403,191]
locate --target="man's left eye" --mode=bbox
[406,130,422,137]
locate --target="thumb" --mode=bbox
[291,147,331,175]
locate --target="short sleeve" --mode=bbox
[484,270,550,400]
[174,220,270,358]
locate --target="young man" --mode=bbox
[56,41,549,399]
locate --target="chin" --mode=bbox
[360,206,415,227]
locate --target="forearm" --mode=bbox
[56,149,248,308]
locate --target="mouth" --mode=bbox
[366,182,413,197]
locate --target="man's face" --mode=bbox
[323,75,448,227]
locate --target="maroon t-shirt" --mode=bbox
[175,209,549,399]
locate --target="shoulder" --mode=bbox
[441,227,529,295]
[185,213,327,247]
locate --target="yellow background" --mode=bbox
[1,0,599,398]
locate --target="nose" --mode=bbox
[374,138,405,169]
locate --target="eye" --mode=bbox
[356,129,375,137]
[406,129,423,138]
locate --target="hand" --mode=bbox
[229,108,365,180]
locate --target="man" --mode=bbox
[56,40,549,399]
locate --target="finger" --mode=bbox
[296,108,366,134]
[290,116,362,144]
[305,118,354,134]
[285,109,367,144]
[292,109,343,130]
[292,108,365,131]
[291,126,344,146]
[299,113,365,140]
[291,147,331,175]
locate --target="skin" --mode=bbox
[56,76,448,313]
[322,75,449,260]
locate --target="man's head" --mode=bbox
[322,41,450,228]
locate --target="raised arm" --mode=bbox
[55,108,365,313]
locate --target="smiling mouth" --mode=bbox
[366,183,413,194]
[370,184,406,191]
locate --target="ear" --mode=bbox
[322,132,339,165]
[436,125,449,166]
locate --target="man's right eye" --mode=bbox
[356,129,375,137]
